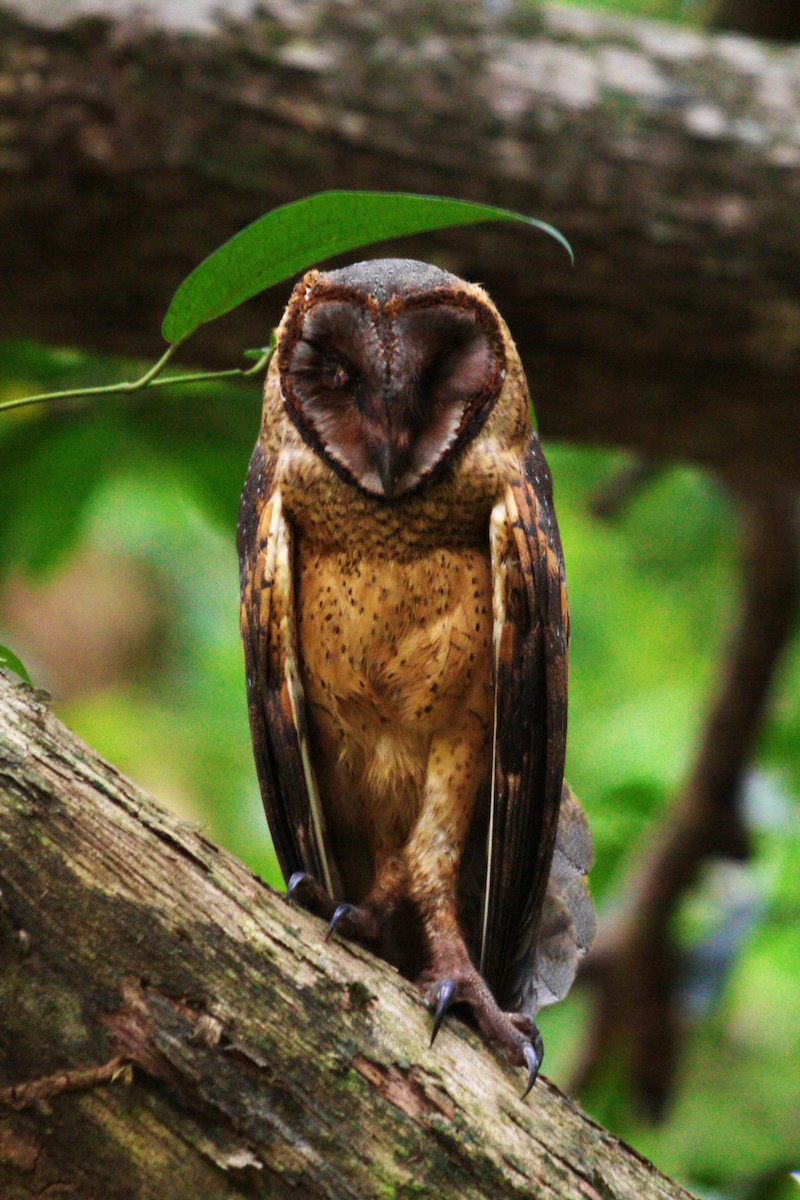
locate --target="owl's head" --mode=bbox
[277,259,507,499]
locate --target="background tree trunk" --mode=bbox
[713,0,800,41]
[0,671,694,1198]
[0,0,799,482]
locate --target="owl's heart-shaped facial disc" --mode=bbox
[279,260,506,499]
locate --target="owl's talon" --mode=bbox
[521,1033,544,1099]
[325,902,356,942]
[429,978,456,1047]
[285,872,338,922]
[287,871,312,900]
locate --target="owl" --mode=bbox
[238,259,593,1094]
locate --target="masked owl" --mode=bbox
[238,258,593,1093]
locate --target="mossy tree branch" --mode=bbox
[1,0,800,482]
[0,672,696,1199]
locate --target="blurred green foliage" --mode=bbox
[565,0,713,21]
[1,337,797,1199]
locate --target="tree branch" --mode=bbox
[1,1,800,481]
[713,0,800,41]
[571,480,799,1117]
[0,672,694,1199]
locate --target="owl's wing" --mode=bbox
[238,443,340,897]
[530,781,595,1010]
[480,435,569,1012]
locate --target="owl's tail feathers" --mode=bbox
[531,783,595,1010]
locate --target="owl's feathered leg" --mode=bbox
[405,716,544,1093]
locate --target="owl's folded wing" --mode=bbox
[480,435,570,1013]
[238,443,340,895]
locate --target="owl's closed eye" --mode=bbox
[279,275,505,499]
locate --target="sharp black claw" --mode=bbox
[429,978,456,1047]
[521,1031,544,1099]
[287,871,312,900]
[325,902,355,942]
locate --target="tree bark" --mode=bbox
[1,0,800,483]
[713,0,800,41]
[0,671,693,1199]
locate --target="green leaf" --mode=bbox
[161,191,572,343]
[0,644,32,684]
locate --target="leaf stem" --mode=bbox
[0,341,273,417]
[141,348,273,392]
[0,342,182,414]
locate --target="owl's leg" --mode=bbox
[406,718,544,1094]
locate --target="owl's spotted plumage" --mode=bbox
[238,259,593,1093]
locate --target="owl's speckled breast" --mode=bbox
[276,423,523,560]
[292,512,495,866]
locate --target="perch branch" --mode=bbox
[0,672,695,1199]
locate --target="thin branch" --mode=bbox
[572,480,799,1117]
[0,1056,132,1112]
[0,341,181,413]
[0,343,273,416]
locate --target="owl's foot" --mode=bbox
[324,900,383,946]
[289,868,424,976]
[323,892,426,980]
[419,966,544,1097]
[286,871,337,921]
[286,874,389,956]
[323,902,400,955]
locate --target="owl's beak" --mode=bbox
[376,442,403,498]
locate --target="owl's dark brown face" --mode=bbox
[278,259,507,499]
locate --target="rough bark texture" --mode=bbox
[1,1,800,482]
[0,671,693,1199]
